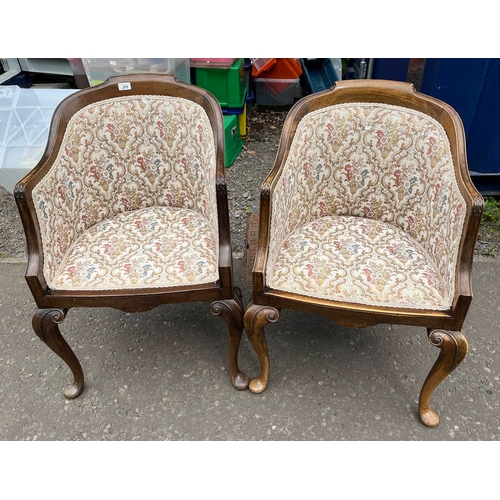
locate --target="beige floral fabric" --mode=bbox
[266,103,466,310]
[268,215,449,310]
[51,206,218,290]
[32,95,219,290]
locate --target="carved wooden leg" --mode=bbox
[418,329,468,427]
[32,308,84,399]
[243,302,279,394]
[211,288,249,390]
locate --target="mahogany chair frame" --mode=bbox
[244,79,483,426]
[15,74,248,398]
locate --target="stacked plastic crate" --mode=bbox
[76,58,191,86]
[251,58,303,107]
[191,58,247,167]
[300,58,340,94]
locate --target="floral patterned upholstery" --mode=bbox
[51,206,218,290]
[266,103,466,310]
[32,95,219,291]
[268,215,449,310]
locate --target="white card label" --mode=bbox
[118,82,132,91]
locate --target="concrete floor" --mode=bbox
[1,255,499,442]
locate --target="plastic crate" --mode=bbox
[254,78,301,106]
[195,58,246,108]
[223,103,247,137]
[190,58,237,68]
[79,58,191,86]
[223,82,247,110]
[256,58,302,80]
[0,85,78,192]
[300,58,339,93]
[251,58,276,77]
[238,104,247,137]
[224,114,242,167]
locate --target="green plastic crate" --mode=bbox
[224,114,242,167]
[196,58,246,108]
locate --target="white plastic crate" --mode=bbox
[0,86,78,192]
[79,58,191,86]
[254,78,302,106]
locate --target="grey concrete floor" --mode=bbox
[1,256,499,442]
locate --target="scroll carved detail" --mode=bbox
[419,329,468,427]
[216,176,228,196]
[14,183,26,202]
[211,289,248,390]
[472,196,484,218]
[243,303,280,394]
[32,308,84,399]
[261,183,272,200]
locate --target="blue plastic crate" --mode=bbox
[300,58,339,94]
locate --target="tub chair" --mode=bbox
[244,79,483,426]
[15,74,248,398]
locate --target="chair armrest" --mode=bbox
[251,95,336,293]
[453,170,484,307]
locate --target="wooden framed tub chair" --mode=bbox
[244,79,483,426]
[14,74,248,398]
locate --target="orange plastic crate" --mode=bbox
[251,58,276,77]
[255,58,303,94]
[257,58,303,80]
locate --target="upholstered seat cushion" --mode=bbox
[266,215,450,311]
[49,206,219,291]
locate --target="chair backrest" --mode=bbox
[31,93,219,288]
[267,101,467,303]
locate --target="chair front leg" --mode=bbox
[32,308,84,399]
[243,302,279,394]
[418,329,468,427]
[211,288,249,390]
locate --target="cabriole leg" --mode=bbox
[32,308,84,399]
[243,302,279,394]
[418,329,468,427]
[211,288,249,390]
